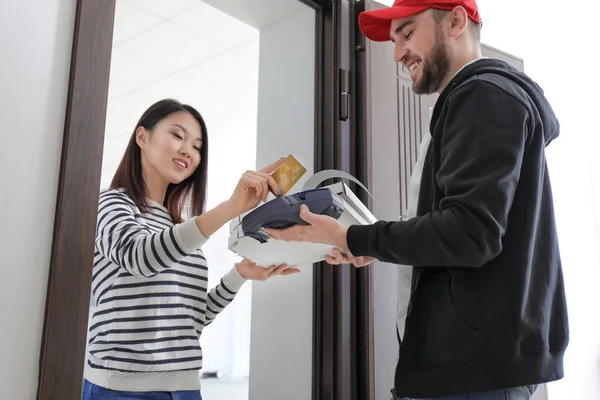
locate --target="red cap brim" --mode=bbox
[358,5,430,42]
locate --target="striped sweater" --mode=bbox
[84,189,246,392]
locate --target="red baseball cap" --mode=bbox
[359,0,481,42]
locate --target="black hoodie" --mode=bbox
[347,59,569,397]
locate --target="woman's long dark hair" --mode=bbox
[110,99,208,223]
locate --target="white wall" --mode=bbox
[0,0,76,398]
[249,7,316,400]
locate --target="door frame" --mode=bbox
[36,0,365,399]
[313,1,374,399]
[36,1,116,398]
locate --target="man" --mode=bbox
[265,0,569,399]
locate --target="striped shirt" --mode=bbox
[84,189,246,392]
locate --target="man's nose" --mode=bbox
[393,43,408,64]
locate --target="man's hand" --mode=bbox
[264,204,349,251]
[325,248,376,268]
[264,205,377,268]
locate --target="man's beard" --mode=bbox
[413,26,450,94]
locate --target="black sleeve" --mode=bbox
[346,80,530,267]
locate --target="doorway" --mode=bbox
[37,1,361,400]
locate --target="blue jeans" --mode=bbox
[393,385,537,400]
[82,380,202,400]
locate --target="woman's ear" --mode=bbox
[135,126,148,149]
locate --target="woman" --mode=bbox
[82,99,298,399]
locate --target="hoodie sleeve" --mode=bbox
[346,80,530,267]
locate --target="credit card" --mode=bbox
[270,154,307,196]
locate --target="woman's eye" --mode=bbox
[194,147,201,152]
[171,133,182,139]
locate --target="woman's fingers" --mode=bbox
[241,171,278,201]
[262,264,301,278]
[240,175,264,198]
[270,263,289,276]
[247,171,279,198]
[280,268,300,275]
[262,265,277,280]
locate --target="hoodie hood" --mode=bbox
[435,58,559,146]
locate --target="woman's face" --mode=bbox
[136,111,203,186]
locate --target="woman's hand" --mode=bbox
[226,158,286,217]
[235,258,300,281]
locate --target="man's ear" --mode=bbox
[448,6,468,38]
[135,126,148,149]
